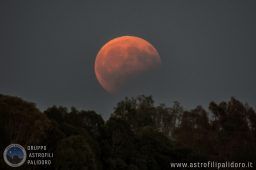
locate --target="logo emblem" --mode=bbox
[3,144,27,167]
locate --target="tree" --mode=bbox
[135,127,176,170]
[102,117,136,170]
[209,98,255,161]
[0,94,55,170]
[112,95,156,130]
[174,106,211,161]
[0,94,52,146]
[56,135,99,170]
[44,106,67,124]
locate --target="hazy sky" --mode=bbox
[0,0,255,118]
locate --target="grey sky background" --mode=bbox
[0,0,255,118]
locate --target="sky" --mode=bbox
[0,0,256,118]
[7,147,24,159]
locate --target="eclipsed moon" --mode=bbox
[94,36,161,94]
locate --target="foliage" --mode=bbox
[0,94,256,169]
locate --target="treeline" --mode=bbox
[0,94,256,170]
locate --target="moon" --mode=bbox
[94,36,161,94]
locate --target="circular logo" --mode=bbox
[3,144,27,167]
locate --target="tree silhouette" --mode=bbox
[0,94,256,170]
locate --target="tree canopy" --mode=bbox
[0,94,256,170]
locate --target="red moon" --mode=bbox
[94,36,161,94]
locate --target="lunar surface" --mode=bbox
[94,36,161,94]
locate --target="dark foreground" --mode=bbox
[0,94,255,170]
